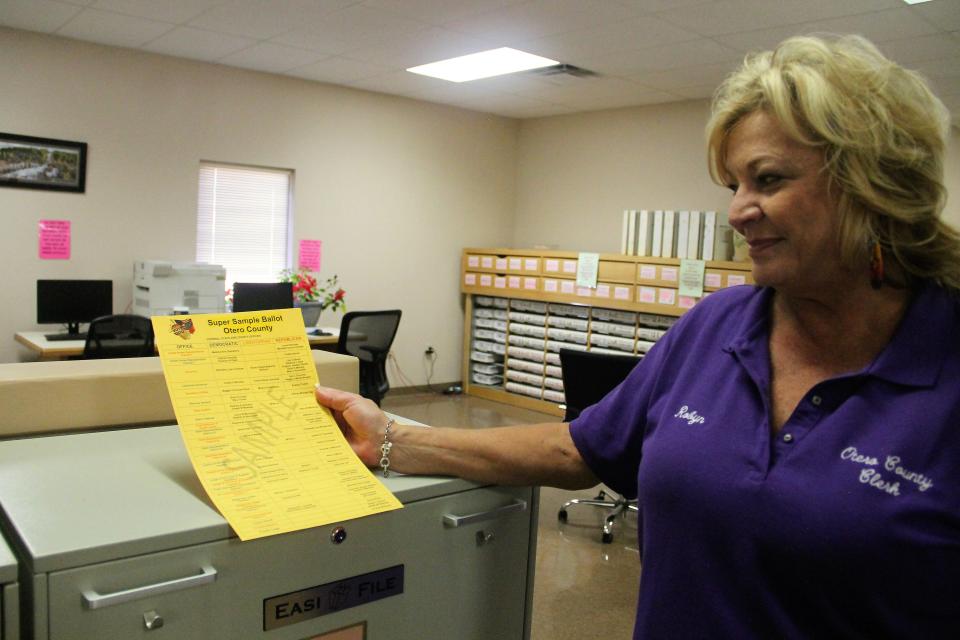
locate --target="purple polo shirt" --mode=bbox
[570,282,960,638]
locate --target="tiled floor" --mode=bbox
[382,391,640,640]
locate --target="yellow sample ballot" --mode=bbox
[152,309,402,541]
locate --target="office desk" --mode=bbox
[0,532,18,640]
[0,424,537,639]
[15,329,341,360]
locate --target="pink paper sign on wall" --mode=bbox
[38,220,71,259]
[299,239,322,271]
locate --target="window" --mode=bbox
[196,163,292,289]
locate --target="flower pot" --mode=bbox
[295,301,323,326]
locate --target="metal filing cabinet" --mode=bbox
[1,531,19,639]
[0,425,538,640]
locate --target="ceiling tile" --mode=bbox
[0,0,82,33]
[656,0,902,38]
[511,76,677,104]
[520,15,703,63]
[89,0,222,24]
[412,83,565,118]
[611,0,715,13]
[711,25,802,54]
[581,38,742,76]
[347,69,457,96]
[445,0,641,42]
[186,0,350,39]
[913,55,960,80]
[57,7,173,47]
[801,7,938,44]
[269,29,355,55]
[360,0,527,26]
[343,26,496,67]
[4,0,960,121]
[668,83,720,100]
[911,1,960,33]
[717,7,939,56]
[286,55,393,84]
[291,3,427,42]
[629,62,737,92]
[877,33,960,65]
[218,41,326,72]
[556,87,680,111]
[143,25,257,61]
[929,74,960,97]
[467,72,566,95]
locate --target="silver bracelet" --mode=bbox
[379,417,395,477]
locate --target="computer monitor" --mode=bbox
[231,282,293,312]
[37,279,113,340]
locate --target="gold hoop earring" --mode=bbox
[869,241,884,290]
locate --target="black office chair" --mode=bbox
[336,310,402,406]
[82,314,155,359]
[557,348,641,543]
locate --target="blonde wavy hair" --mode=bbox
[706,34,960,290]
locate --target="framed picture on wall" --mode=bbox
[0,132,87,193]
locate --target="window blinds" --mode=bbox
[196,163,291,287]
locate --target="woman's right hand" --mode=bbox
[314,385,388,467]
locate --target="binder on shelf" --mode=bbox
[661,210,676,258]
[621,209,633,255]
[627,209,638,255]
[676,210,690,259]
[701,210,717,260]
[713,211,734,261]
[686,210,702,261]
[651,210,665,258]
[636,209,655,257]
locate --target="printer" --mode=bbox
[133,260,226,316]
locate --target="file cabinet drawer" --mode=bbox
[47,486,534,640]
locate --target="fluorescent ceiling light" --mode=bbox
[407,47,558,83]
[902,0,933,4]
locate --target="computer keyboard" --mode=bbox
[44,333,83,341]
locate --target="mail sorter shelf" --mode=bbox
[462,247,753,317]
[0,425,539,640]
[465,295,675,416]
[460,248,753,415]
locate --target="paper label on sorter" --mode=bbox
[152,309,402,541]
[679,259,705,298]
[575,252,599,288]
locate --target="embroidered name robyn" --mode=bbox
[673,405,705,425]
[840,446,934,495]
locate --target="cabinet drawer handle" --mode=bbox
[443,498,527,528]
[82,565,218,609]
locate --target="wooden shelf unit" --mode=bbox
[460,248,753,416]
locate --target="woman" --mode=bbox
[316,35,960,638]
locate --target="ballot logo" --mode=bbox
[169,318,195,339]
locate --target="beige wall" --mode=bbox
[4,27,959,382]
[0,28,518,383]
[513,101,960,252]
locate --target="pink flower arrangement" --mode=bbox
[280,268,347,313]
